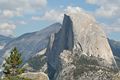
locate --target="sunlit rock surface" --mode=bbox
[20,72,49,80]
[46,9,117,80]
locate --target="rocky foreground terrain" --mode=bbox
[20,72,49,80]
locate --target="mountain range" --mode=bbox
[0,35,13,50]
[0,23,61,65]
[0,12,120,80]
[0,22,120,69]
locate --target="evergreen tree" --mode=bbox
[3,47,24,77]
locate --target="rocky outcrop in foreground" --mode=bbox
[20,72,49,80]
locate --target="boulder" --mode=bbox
[20,72,49,80]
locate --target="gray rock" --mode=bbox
[46,9,118,80]
[20,72,49,80]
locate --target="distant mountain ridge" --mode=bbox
[108,39,120,58]
[0,35,13,45]
[0,23,119,65]
[0,18,119,80]
[0,23,61,65]
[0,23,119,68]
[0,35,13,50]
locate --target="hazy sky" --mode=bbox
[0,0,120,40]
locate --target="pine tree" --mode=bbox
[3,47,24,77]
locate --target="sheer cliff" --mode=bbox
[46,10,117,80]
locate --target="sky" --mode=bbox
[0,0,120,41]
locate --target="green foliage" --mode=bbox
[1,47,30,80]
[3,47,24,77]
[6,47,22,66]
[73,54,100,79]
[28,54,46,70]
[2,76,31,80]
[73,54,118,79]
[78,55,99,66]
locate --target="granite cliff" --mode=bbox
[46,9,118,80]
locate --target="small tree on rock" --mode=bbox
[3,47,24,77]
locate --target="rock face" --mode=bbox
[46,14,74,79]
[65,11,116,66]
[46,10,117,80]
[20,72,49,80]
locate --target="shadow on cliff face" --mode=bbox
[46,14,74,80]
